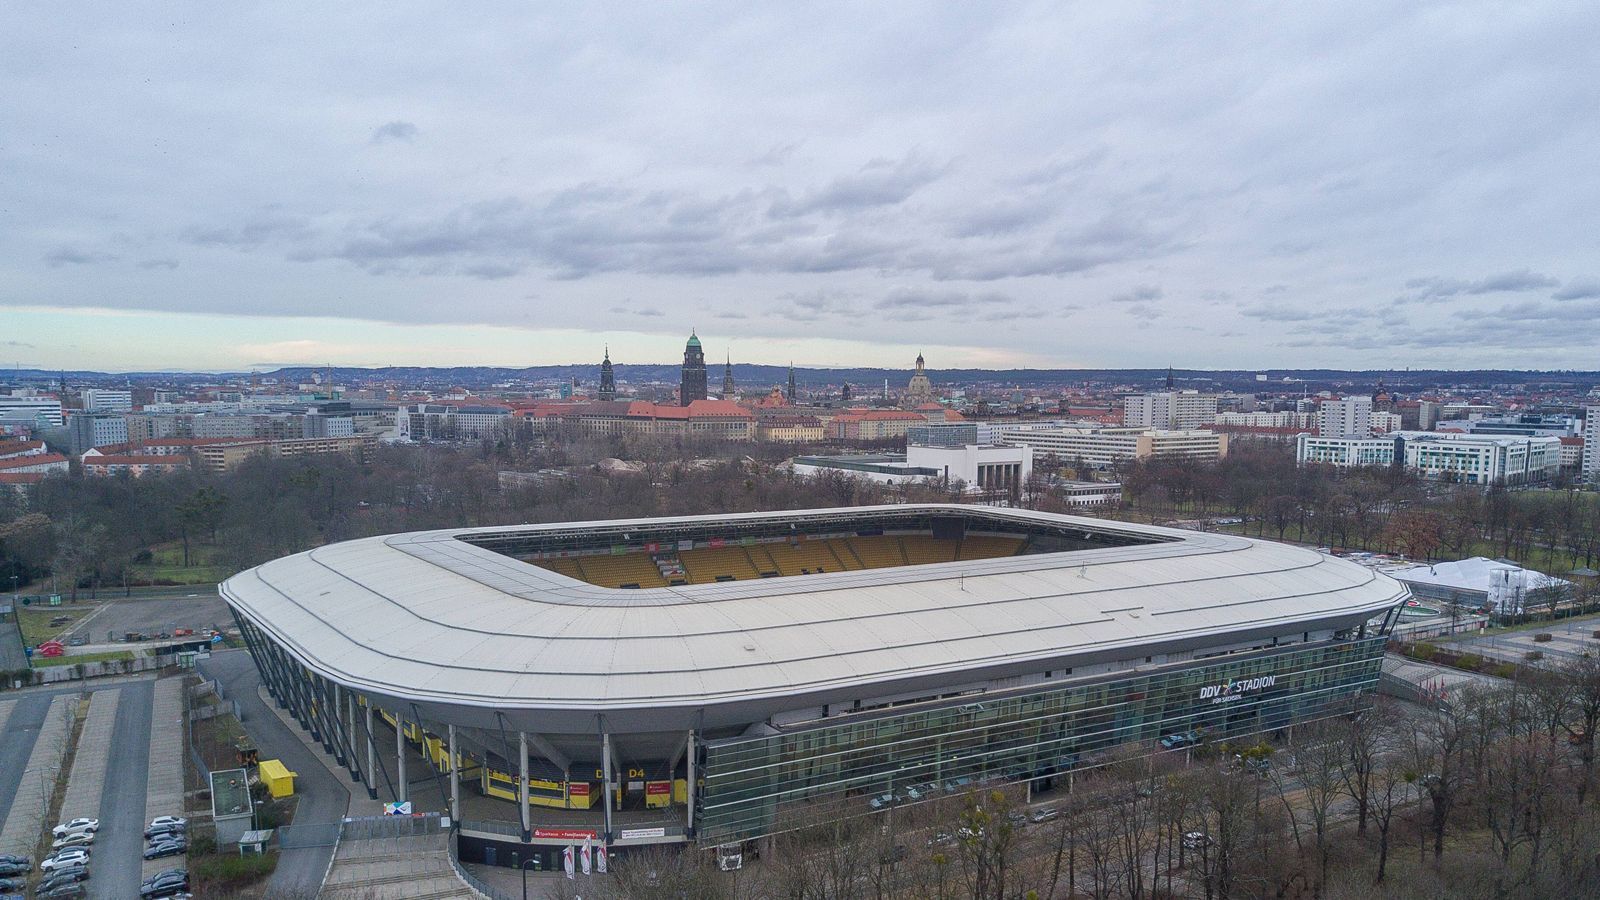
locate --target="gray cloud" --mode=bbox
[876,288,1012,310]
[1553,277,1600,301]
[609,305,664,317]
[1110,285,1162,304]
[1402,268,1561,303]
[370,121,419,144]
[43,246,117,266]
[5,4,1599,369]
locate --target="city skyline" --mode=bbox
[4,4,1598,372]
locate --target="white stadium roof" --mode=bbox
[221,505,1407,731]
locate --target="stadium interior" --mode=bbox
[457,508,1168,589]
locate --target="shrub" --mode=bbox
[1493,664,1518,679]
[191,852,277,892]
[1456,653,1483,671]
[1534,633,1553,643]
[1525,650,1544,661]
[1409,643,1436,661]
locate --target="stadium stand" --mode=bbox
[532,531,1029,586]
[570,554,668,589]
[901,536,960,565]
[957,535,1026,560]
[680,546,762,583]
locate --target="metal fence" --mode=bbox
[340,812,448,842]
[278,821,342,849]
[449,833,505,900]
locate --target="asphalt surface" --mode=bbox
[0,620,27,672]
[66,594,232,645]
[201,648,351,898]
[0,694,50,830]
[89,679,153,899]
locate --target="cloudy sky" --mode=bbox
[2,3,1597,372]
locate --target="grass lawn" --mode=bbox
[32,649,135,667]
[15,606,97,644]
[131,542,229,584]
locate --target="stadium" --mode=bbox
[220,504,1408,866]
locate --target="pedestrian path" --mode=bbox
[61,688,121,821]
[0,699,16,735]
[0,694,74,856]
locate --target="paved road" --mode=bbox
[90,679,154,899]
[0,619,27,672]
[0,695,50,831]
[202,648,351,898]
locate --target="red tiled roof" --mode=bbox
[0,440,46,458]
[84,455,190,467]
[0,472,46,484]
[0,453,68,471]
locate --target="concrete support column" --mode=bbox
[344,690,362,782]
[364,702,378,799]
[310,675,337,758]
[394,712,408,803]
[685,729,696,837]
[601,732,615,840]
[448,724,461,823]
[518,732,531,842]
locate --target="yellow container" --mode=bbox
[258,758,298,798]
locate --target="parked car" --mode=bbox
[40,849,91,873]
[1029,806,1059,823]
[1183,831,1212,850]
[0,878,21,892]
[36,865,89,889]
[144,823,187,841]
[877,844,907,865]
[51,819,98,839]
[1005,811,1028,829]
[34,883,85,899]
[0,864,23,878]
[0,854,28,867]
[143,839,188,860]
[147,816,188,831]
[140,869,188,899]
[51,832,94,851]
[867,792,896,810]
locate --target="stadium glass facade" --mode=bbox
[697,635,1387,843]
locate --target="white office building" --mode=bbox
[80,388,134,413]
[1317,396,1372,438]
[1213,411,1314,429]
[0,394,66,427]
[1584,407,1599,482]
[1124,392,1219,430]
[1296,431,1561,486]
[999,426,1228,469]
[397,403,512,441]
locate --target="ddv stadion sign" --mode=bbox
[1198,674,1277,705]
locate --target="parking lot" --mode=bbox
[0,676,187,898]
[21,592,231,653]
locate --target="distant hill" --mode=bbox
[5,365,1599,394]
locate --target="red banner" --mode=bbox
[535,827,598,840]
[646,781,671,796]
[568,783,590,796]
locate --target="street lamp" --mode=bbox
[520,857,538,900]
